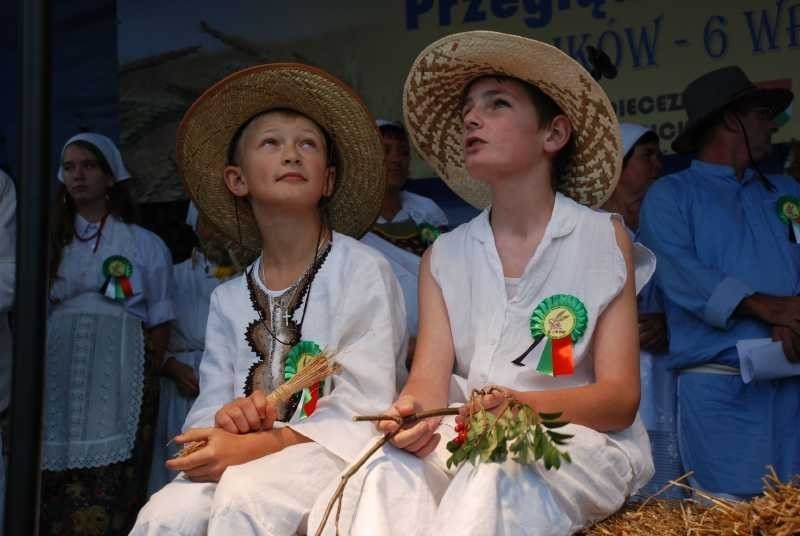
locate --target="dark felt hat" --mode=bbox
[672,66,793,154]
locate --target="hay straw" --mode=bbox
[580,468,800,535]
[174,353,340,457]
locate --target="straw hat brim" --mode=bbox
[177,63,385,251]
[403,31,621,209]
[672,87,794,154]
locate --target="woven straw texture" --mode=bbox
[177,63,384,250]
[403,31,621,209]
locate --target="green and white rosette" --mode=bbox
[777,196,800,244]
[530,294,588,376]
[100,255,134,300]
[417,223,441,245]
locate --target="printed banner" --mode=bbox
[118,0,799,199]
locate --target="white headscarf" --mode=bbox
[57,133,131,183]
[619,123,655,161]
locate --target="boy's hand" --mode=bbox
[378,395,441,458]
[458,386,512,422]
[166,428,255,482]
[214,390,277,434]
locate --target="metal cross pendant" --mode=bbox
[282,310,293,326]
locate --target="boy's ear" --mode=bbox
[223,165,249,198]
[322,165,336,198]
[543,115,573,155]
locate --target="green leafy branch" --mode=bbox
[445,400,572,470]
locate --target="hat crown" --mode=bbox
[683,66,755,123]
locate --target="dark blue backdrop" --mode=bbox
[1,0,120,181]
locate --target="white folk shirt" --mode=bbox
[431,193,653,484]
[49,214,175,327]
[183,232,406,463]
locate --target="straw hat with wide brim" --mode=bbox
[177,63,385,251]
[403,31,621,209]
[672,66,794,154]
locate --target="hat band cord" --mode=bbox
[234,195,244,245]
[733,114,776,193]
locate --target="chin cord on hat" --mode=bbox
[734,114,776,193]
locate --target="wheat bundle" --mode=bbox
[581,469,800,535]
[175,353,340,457]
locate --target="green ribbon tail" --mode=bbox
[536,338,554,376]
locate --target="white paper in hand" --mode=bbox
[737,338,800,383]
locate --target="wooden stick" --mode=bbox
[313,431,398,536]
[353,407,459,424]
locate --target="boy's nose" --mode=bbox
[463,109,481,130]
[282,146,301,164]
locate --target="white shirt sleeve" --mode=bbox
[183,287,238,430]
[135,227,175,327]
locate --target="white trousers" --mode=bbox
[309,444,449,536]
[317,416,650,536]
[132,442,346,536]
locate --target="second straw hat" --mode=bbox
[403,31,621,209]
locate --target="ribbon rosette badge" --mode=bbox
[512,294,587,376]
[417,223,441,245]
[100,255,134,300]
[284,341,324,418]
[777,196,800,244]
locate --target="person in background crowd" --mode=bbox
[361,119,451,367]
[0,168,16,536]
[603,124,685,498]
[42,133,174,534]
[602,124,663,232]
[369,119,449,256]
[639,66,800,499]
[147,204,240,495]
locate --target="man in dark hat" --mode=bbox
[639,66,800,499]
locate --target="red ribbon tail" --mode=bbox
[303,382,321,416]
[551,337,574,376]
[118,276,134,297]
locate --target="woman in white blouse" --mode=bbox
[42,133,175,535]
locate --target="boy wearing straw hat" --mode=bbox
[132,63,406,535]
[312,31,655,535]
[638,66,800,499]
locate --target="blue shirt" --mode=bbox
[639,160,800,369]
